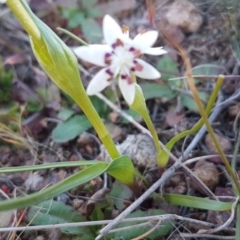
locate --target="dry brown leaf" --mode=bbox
[165,110,185,127]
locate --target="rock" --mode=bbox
[99,134,157,169]
[190,160,219,191]
[205,133,232,153]
[165,0,203,33]
[228,104,240,117]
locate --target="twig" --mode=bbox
[0,213,235,233]
[199,197,238,234]
[183,154,235,165]
[179,91,224,162]
[169,75,240,81]
[96,91,225,239]
[178,233,235,239]
[213,90,240,109]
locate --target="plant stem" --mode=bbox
[56,28,120,159]
[158,75,224,166]
[161,23,240,194]
[6,0,120,160]
[74,96,120,159]
[141,110,162,158]
[188,74,240,194]
[236,203,240,239]
[57,28,88,46]
[6,0,40,39]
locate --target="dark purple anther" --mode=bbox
[129,47,136,52]
[112,39,123,49]
[104,53,112,64]
[105,68,114,77]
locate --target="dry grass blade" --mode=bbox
[155,19,240,195]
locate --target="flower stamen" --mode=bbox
[122,25,129,34]
[74,14,166,104]
[133,60,143,71]
[112,39,124,49]
[104,53,112,65]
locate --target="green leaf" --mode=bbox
[0,162,109,211]
[58,108,75,121]
[192,63,222,83]
[81,18,102,43]
[87,8,103,18]
[89,206,104,234]
[82,0,98,9]
[107,155,135,185]
[139,83,176,100]
[109,181,132,210]
[0,160,99,173]
[181,92,209,112]
[90,96,109,118]
[157,56,179,81]
[164,193,232,211]
[62,9,85,29]
[27,200,93,236]
[232,38,240,64]
[110,209,172,239]
[122,108,142,123]
[0,102,19,125]
[26,100,43,112]
[52,115,92,142]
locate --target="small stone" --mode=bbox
[109,111,121,123]
[205,133,232,153]
[190,160,219,191]
[99,134,157,169]
[228,104,240,117]
[165,0,203,33]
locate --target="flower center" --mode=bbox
[108,38,137,77]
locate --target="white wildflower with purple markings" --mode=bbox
[74,14,167,104]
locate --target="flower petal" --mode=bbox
[132,30,159,52]
[103,15,123,46]
[0,0,6,3]
[118,75,135,104]
[86,68,112,95]
[144,47,167,56]
[73,45,112,67]
[133,59,161,79]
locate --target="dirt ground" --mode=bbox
[0,0,240,239]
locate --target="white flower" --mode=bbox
[74,15,166,104]
[0,0,6,3]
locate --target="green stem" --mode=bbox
[6,0,40,39]
[188,74,240,195]
[236,204,240,239]
[56,28,119,159]
[130,83,162,164]
[158,75,224,166]
[232,126,240,170]
[57,27,88,46]
[6,0,120,160]
[141,110,162,156]
[74,95,119,159]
